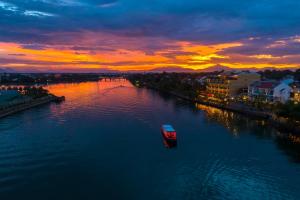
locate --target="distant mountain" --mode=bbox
[199,65,233,72]
[0,67,18,73]
[146,65,233,73]
[147,67,197,73]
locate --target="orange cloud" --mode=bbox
[0,38,299,71]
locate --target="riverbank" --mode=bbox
[165,89,270,119]
[0,95,65,119]
[132,82,300,134]
[169,89,300,133]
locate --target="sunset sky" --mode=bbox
[0,0,300,72]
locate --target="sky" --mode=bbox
[0,0,300,72]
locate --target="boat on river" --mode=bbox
[161,125,177,145]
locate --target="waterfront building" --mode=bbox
[290,82,300,103]
[248,81,292,103]
[206,71,261,99]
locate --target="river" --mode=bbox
[0,79,299,200]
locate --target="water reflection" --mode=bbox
[162,137,177,149]
[196,104,268,135]
[155,90,200,114]
[196,103,300,163]
[275,133,300,163]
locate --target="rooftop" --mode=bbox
[250,80,280,89]
[162,125,175,132]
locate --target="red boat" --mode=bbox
[161,125,177,143]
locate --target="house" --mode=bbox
[290,82,300,103]
[274,82,293,103]
[206,71,261,99]
[248,81,292,103]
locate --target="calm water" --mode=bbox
[0,79,300,200]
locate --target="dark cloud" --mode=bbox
[0,0,300,43]
[223,37,300,57]
[21,43,47,50]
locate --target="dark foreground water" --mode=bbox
[0,80,300,200]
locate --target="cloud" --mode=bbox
[223,36,300,57]
[35,0,84,6]
[0,0,300,70]
[98,1,118,8]
[0,1,18,12]
[1,0,300,42]
[23,10,57,17]
[0,1,57,18]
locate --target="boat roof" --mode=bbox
[162,125,175,132]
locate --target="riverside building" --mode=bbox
[206,71,261,100]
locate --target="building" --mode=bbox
[290,82,300,103]
[206,71,261,99]
[274,83,293,103]
[248,81,292,103]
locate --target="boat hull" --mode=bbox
[161,130,177,143]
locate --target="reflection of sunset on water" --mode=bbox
[45,79,156,122]
[47,79,130,99]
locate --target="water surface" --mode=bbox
[0,79,300,200]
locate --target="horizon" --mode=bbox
[0,1,300,72]
[1,66,300,74]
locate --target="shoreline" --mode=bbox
[0,95,65,119]
[138,84,300,134]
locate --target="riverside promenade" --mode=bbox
[0,95,65,119]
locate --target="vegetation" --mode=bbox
[275,101,300,121]
[259,69,300,81]
[128,72,206,99]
